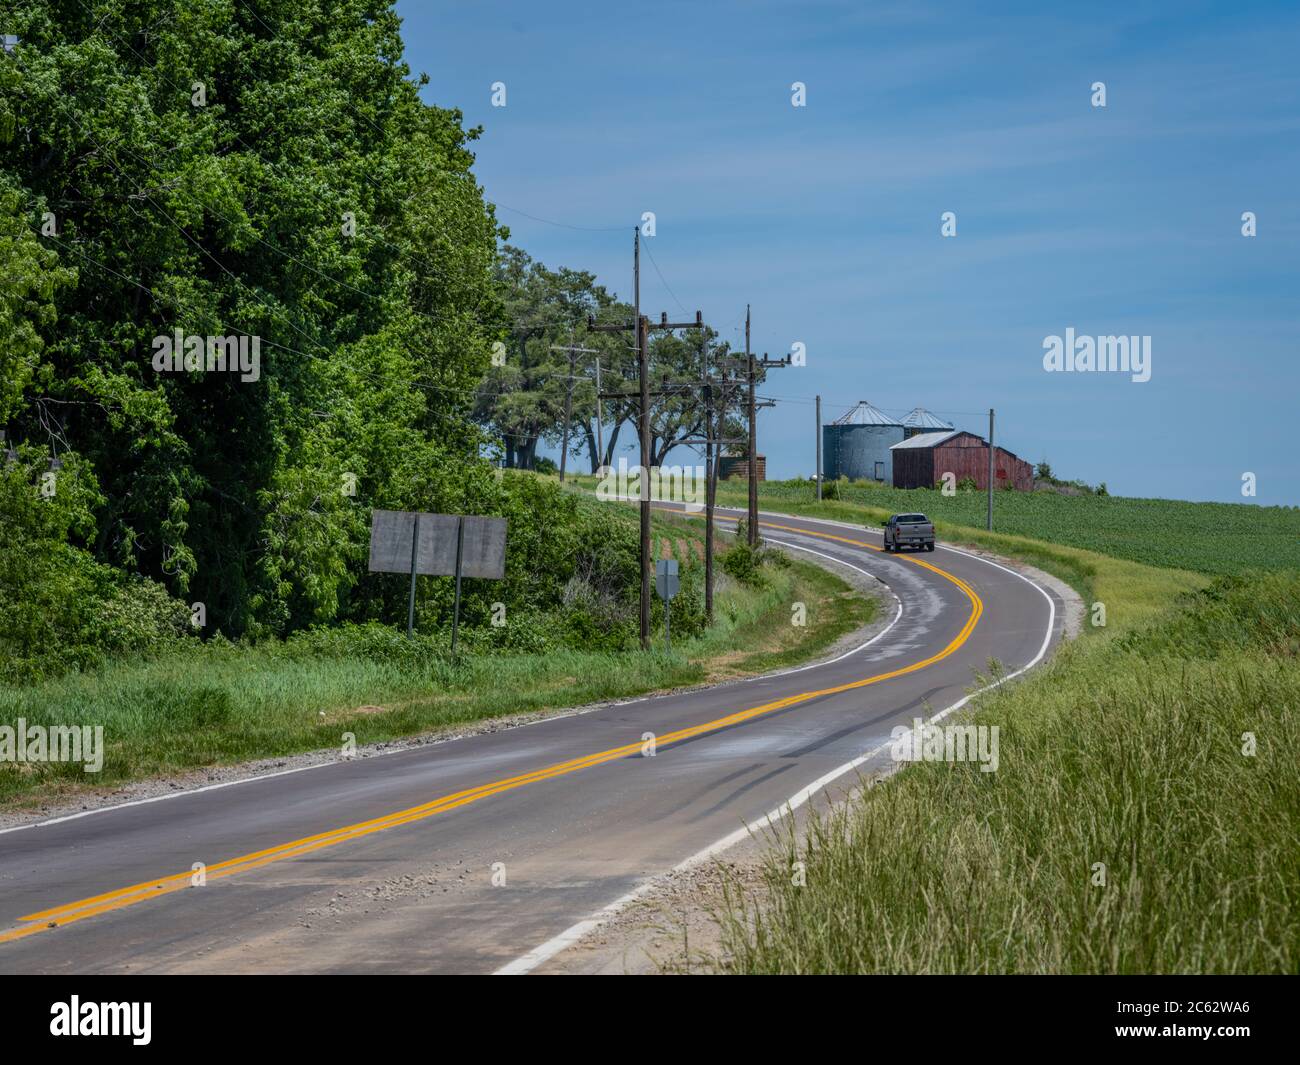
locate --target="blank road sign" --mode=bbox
[458,516,507,579]
[368,510,506,578]
[655,558,679,600]
[369,510,453,575]
[367,509,414,574]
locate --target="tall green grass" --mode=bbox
[719,572,1300,973]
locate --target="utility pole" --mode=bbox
[660,343,743,626]
[815,394,823,500]
[987,407,995,531]
[594,357,604,470]
[740,305,790,546]
[746,306,757,544]
[589,228,704,649]
[549,334,600,483]
[636,230,648,646]
[560,343,575,483]
[694,356,746,622]
[689,336,743,624]
[700,335,716,624]
[707,377,717,621]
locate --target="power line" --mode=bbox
[757,392,991,418]
[225,0,629,239]
[7,26,692,502]
[12,53,629,413]
[36,227,642,429]
[640,239,688,316]
[491,202,627,233]
[60,2,621,317]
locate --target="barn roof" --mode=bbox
[832,400,904,427]
[890,429,961,449]
[902,407,954,431]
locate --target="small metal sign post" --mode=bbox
[406,512,421,637]
[450,516,466,653]
[368,510,507,647]
[655,558,679,652]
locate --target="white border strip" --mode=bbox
[495,536,1057,975]
[0,535,898,838]
[729,536,903,680]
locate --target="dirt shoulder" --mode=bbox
[534,552,1083,974]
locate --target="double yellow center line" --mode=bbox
[0,520,980,946]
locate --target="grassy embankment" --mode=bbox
[0,508,873,810]
[709,480,1299,973]
[570,472,1219,628]
[721,478,1299,575]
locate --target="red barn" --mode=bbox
[719,453,766,481]
[890,430,1034,491]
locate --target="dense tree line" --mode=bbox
[2,1,508,639]
[0,3,735,679]
[1,2,644,671]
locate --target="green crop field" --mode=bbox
[714,479,1299,577]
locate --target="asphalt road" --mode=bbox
[0,507,1064,974]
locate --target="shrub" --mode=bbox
[0,447,194,681]
[721,541,764,586]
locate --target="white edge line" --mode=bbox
[0,535,899,838]
[725,536,903,680]
[494,539,1057,975]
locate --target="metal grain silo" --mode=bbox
[822,401,905,483]
[902,407,955,439]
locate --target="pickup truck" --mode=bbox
[880,513,936,552]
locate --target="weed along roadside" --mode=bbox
[718,570,1300,974]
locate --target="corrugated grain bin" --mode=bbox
[902,407,955,439]
[822,401,905,483]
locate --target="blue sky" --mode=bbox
[402,0,1299,505]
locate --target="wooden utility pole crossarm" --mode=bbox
[586,230,705,650]
[735,304,791,545]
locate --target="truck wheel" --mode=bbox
[926,542,935,552]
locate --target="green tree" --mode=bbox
[478,245,632,470]
[0,1,502,636]
[0,182,74,425]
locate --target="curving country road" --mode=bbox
[0,507,1064,974]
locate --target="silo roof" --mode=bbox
[903,407,954,431]
[891,430,961,449]
[832,401,904,427]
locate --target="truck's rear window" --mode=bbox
[898,514,928,523]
